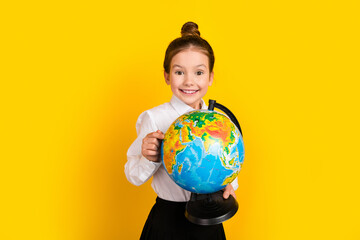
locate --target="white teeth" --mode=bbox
[182,90,198,94]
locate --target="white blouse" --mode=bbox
[125,95,238,202]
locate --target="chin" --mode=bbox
[185,99,202,109]
[176,92,203,106]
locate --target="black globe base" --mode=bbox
[185,190,238,226]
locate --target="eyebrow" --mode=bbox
[172,64,207,68]
[172,64,183,68]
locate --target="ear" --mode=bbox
[209,71,214,86]
[164,71,170,85]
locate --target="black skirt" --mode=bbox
[140,197,226,240]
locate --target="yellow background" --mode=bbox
[1,0,359,239]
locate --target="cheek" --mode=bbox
[170,83,179,91]
[201,78,212,88]
[170,76,181,87]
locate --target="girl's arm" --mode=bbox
[125,111,162,186]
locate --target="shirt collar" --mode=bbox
[170,95,208,116]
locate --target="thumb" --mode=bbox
[223,191,230,199]
[156,130,165,139]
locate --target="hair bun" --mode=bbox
[181,22,201,37]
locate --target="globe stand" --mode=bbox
[184,99,242,226]
[185,190,238,225]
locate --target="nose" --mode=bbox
[183,74,195,86]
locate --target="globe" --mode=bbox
[161,110,244,194]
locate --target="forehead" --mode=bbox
[171,48,209,68]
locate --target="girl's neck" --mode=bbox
[190,101,202,110]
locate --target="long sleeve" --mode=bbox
[125,111,162,186]
[231,177,239,191]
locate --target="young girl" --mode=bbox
[125,22,238,240]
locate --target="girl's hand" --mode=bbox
[223,184,236,199]
[142,130,165,162]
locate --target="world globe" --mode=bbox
[161,110,244,194]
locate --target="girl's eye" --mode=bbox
[175,71,184,75]
[196,71,204,75]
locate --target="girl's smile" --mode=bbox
[180,89,199,94]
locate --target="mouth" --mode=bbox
[180,89,199,95]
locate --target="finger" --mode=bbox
[143,138,161,148]
[152,130,164,140]
[156,130,165,139]
[142,149,160,156]
[143,142,159,151]
[145,132,159,139]
[142,142,160,151]
[223,190,230,199]
[147,134,164,145]
[143,135,160,144]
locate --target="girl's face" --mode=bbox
[164,48,214,110]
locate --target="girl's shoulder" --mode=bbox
[136,102,178,133]
[146,102,172,115]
